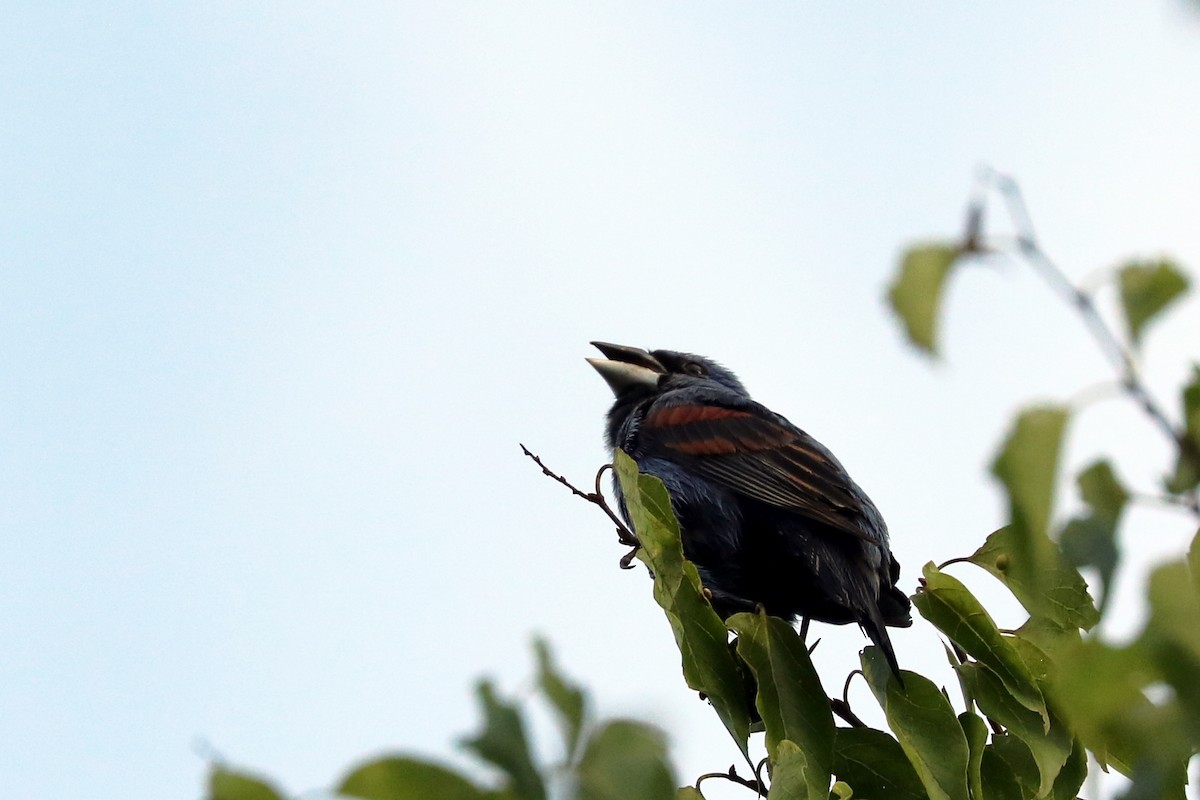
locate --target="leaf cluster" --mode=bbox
[205,175,1199,800]
[206,635,676,800]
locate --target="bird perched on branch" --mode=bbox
[588,341,911,677]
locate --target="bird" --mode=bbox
[587,341,912,678]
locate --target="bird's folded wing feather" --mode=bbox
[640,400,874,542]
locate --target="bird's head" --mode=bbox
[586,342,748,398]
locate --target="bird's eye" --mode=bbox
[683,362,707,376]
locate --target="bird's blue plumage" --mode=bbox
[592,343,911,677]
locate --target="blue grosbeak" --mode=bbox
[589,342,911,677]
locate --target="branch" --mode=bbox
[978,168,1200,518]
[519,444,642,568]
[831,670,869,728]
[695,763,764,796]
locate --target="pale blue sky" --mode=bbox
[3,4,1199,798]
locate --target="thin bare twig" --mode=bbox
[1130,491,1200,514]
[937,556,973,571]
[829,670,869,728]
[519,444,642,568]
[695,764,763,796]
[830,698,868,729]
[753,757,770,796]
[976,169,1200,518]
[842,670,864,707]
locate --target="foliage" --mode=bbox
[204,175,1199,799]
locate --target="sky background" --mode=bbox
[3,3,1200,798]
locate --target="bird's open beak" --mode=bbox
[587,341,665,394]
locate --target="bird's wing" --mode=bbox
[639,398,875,542]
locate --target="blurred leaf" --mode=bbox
[887,242,964,356]
[533,638,587,761]
[675,789,704,800]
[1077,459,1130,518]
[1190,529,1200,592]
[1051,739,1087,800]
[957,712,987,800]
[1059,460,1127,614]
[830,727,927,800]
[766,739,821,800]
[914,563,1047,724]
[614,450,752,756]
[966,526,1098,630]
[957,664,1071,796]
[991,405,1069,546]
[1141,561,1200,740]
[339,757,489,800]
[1143,561,1200,662]
[1117,259,1190,346]
[462,681,545,800]
[978,747,1023,800]
[1049,639,1156,774]
[861,647,970,800]
[728,610,833,799]
[830,781,854,800]
[1166,366,1200,494]
[1119,758,1190,800]
[988,407,1083,630]
[1058,517,1118,615]
[577,720,675,800]
[1167,453,1200,495]
[208,767,285,800]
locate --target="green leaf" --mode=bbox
[727,610,833,800]
[913,563,1047,725]
[861,647,970,800]
[1167,453,1200,495]
[957,712,987,800]
[957,664,1072,796]
[1059,460,1127,614]
[577,720,675,800]
[1120,758,1190,800]
[675,789,704,800]
[987,735,1039,796]
[766,739,820,800]
[830,780,854,800]
[1141,560,1200,740]
[533,638,587,761]
[339,757,489,800]
[1143,560,1200,662]
[1117,258,1190,346]
[1051,739,1087,800]
[978,746,1023,800]
[1189,529,1200,593]
[461,681,546,800]
[613,450,752,756]
[1012,615,1082,664]
[1077,459,1130,519]
[831,727,927,800]
[991,405,1069,546]
[887,242,964,356]
[1058,517,1118,615]
[1048,639,1154,774]
[207,767,285,800]
[1166,366,1200,494]
[966,526,1099,631]
[987,407,1085,630]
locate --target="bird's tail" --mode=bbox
[861,607,905,686]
